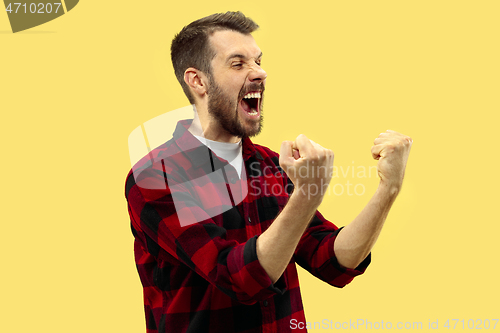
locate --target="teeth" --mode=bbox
[248,108,258,115]
[243,92,261,99]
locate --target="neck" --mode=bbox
[188,105,240,143]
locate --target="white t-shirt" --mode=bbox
[193,135,244,179]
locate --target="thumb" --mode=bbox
[294,134,314,158]
[280,140,295,166]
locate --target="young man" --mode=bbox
[125,11,412,333]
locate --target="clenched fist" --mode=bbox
[371,130,412,193]
[279,134,334,204]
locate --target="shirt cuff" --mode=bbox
[248,235,288,294]
[227,235,287,304]
[316,227,371,287]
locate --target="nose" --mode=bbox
[248,63,267,83]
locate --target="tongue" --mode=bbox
[240,99,252,113]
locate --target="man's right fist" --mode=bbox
[279,134,334,203]
[371,130,412,193]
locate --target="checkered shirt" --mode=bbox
[125,119,370,333]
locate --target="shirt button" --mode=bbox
[263,300,269,307]
[247,216,251,223]
[230,177,237,184]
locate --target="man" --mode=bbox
[125,11,412,333]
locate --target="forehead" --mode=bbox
[209,30,261,62]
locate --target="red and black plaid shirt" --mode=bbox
[125,120,370,333]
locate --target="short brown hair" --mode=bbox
[171,11,259,104]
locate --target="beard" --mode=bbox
[206,76,264,138]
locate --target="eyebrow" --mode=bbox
[227,52,263,62]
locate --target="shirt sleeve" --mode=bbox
[293,210,371,288]
[265,148,371,288]
[125,161,286,305]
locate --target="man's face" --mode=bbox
[205,30,267,138]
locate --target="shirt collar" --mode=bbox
[172,119,263,169]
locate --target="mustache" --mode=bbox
[238,82,265,100]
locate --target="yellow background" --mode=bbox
[1,1,499,332]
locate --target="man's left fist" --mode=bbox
[371,130,413,192]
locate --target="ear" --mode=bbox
[184,68,208,99]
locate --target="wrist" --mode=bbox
[377,180,401,199]
[289,189,323,211]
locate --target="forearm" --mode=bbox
[334,182,399,269]
[256,192,319,283]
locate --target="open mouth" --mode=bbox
[240,91,261,116]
